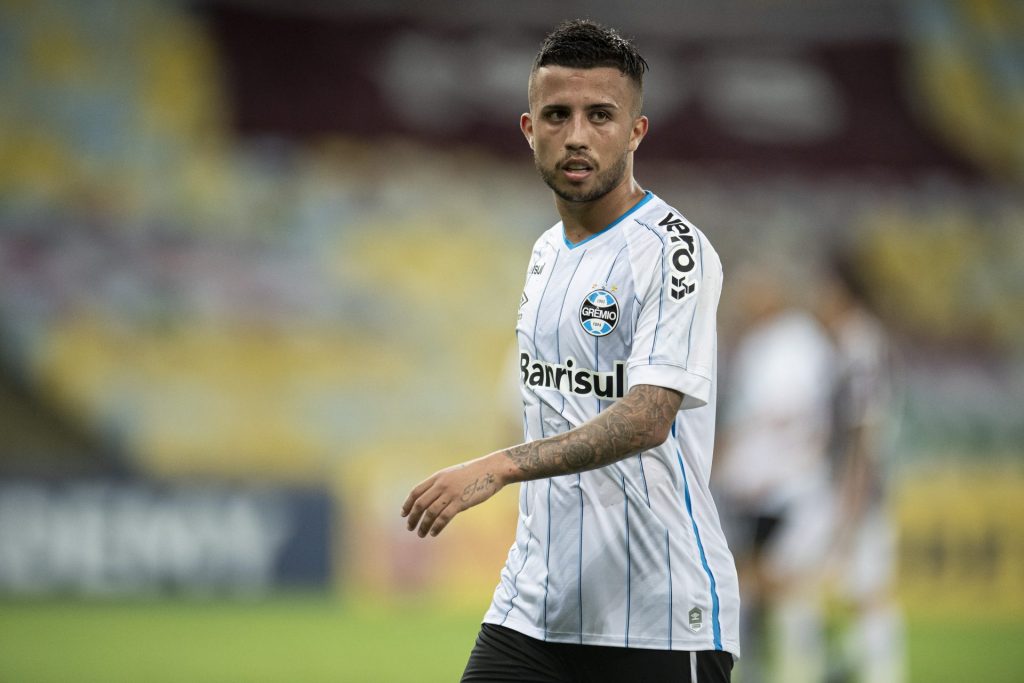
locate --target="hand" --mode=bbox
[400,455,506,538]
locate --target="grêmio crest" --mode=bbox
[579,288,619,337]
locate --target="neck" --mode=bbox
[557,176,646,244]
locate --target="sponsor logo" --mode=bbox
[688,606,704,632]
[520,352,625,399]
[530,261,545,276]
[579,288,619,337]
[658,212,698,300]
[0,482,333,595]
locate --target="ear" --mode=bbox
[628,115,649,152]
[520,112,534,150]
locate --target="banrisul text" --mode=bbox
[520,352,625,399]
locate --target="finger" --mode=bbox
[427,504,458,537]
[401,475,436,517]
[405,484,444,532]
[417,496,454,538]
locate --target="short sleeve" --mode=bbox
[626,221,723,409]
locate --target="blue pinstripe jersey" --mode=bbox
[483,192,740,657]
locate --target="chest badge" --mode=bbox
[579,288,619,337]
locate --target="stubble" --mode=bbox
[536,150,629,204]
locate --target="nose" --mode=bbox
[564,112,589,150]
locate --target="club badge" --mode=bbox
[579,289,619,337]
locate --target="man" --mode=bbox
[713,264,836,683]
[402,20,739,682]
[815,253,906,683]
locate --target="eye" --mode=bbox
[590,110,611,122]
[545,109,569,122]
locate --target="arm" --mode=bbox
[830,332,892,556]
[830,422,877,552]
[401,384,682,537]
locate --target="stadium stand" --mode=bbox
[904,0,1024,181]
[2,0,1021,481]
[0,0,1021,622]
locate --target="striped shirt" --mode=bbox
[483,192,740,657]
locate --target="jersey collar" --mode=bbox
[562,191,653,249]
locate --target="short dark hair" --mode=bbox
[827,247,873,309]
[532,19,648,93]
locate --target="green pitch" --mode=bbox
[0,597,1020,683]
[0,596,479,683]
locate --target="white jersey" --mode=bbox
[715,311,836,513]
[483,192,740,657]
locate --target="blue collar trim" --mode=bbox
[563,191,653,249]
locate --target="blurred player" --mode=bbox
[402,19,739,682]
[815,252,906,683]
[713,263,835,683]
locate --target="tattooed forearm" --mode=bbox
[502,384,682,481]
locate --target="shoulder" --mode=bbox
[777,311,835,366]
[527,222,563,257]
[624,194,722,284]
[839,309,890,363]
[535,222,562,246]
[769,310,830,344]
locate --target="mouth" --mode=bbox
[560,157,594,182]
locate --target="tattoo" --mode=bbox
[461,473,496,502]
[504,385,681,480]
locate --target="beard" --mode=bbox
[536,150,629,204]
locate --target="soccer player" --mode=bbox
[712,264,836,683]
[815,253,906,683]
[402,20,739,682]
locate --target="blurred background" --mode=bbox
[0,0,1021,681]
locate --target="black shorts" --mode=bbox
[722,511,783,562]
[461,623,733,683]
